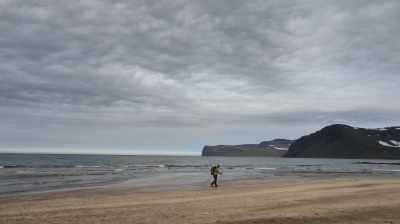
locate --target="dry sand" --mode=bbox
[1,178,400,224]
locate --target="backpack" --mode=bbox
[210,166,215,175]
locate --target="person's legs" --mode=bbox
[211,175,217,187]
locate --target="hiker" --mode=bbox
[210,164,223,187]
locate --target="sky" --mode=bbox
[1,0,400,155]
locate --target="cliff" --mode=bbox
[202,139,295,157]
[283,124,400,159]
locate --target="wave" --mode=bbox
[132,165,166,168]
[1,164,172,169]
[374,169,400,172]
[16,170,33,174]
[1,165,78,169]
[75,166,102,168]
[2,165,26,169]
[166,165,186,168]
[355,162,400,165]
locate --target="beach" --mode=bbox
[1,178,400,224]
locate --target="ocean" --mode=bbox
[1,153,400,195]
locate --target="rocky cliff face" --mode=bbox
[202,139,295,157]
[283,124,400,159]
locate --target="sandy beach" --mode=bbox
[1,178,400,224]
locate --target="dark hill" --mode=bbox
[283,124,400,159]
[202,139,295,157]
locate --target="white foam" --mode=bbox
[390,140,400,146]
[0,166,3,169]
[378,141,400,147]
[374,169,400,172]
[274,147,288,150]
[75,166,102,168]
[256,167,276,170]
[16,170,32,174]
[133,165,166,168]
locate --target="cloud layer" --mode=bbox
[1,0,400,154]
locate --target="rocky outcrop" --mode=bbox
[202,139,295,157]
[283,124,400,159]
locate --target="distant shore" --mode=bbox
[1,178,400,223]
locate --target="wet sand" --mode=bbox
[1,178,400,223]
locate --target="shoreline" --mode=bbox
[2,172,400,197]
[1,178,400,223]
[2,170,400,197]
[3,154,400,196]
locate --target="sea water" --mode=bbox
[1,153,400,195]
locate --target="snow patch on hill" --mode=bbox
[379,141,400,148]
[390,140,400,145]
[353,127,393,131]
[269,145,288,150]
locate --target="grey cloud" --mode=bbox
[1,0,400,153]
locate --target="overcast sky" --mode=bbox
[1,0,399,155]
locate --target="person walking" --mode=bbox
[210,164,223,187]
